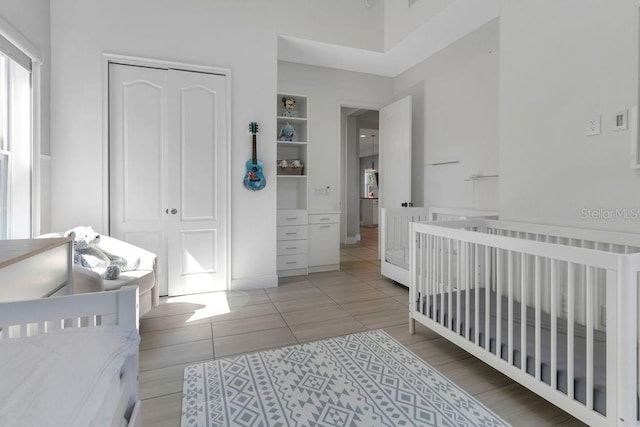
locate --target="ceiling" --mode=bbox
[277,0,499,77]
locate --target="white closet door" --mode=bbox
[109,64,169,294]
[109,63,228,296]
[379,96,412,210]
[166,69,228,296]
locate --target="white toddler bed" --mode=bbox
[381,207,497,286]
[409,219,640,426]
[0,286,141,427]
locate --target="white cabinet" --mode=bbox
[277,209,308,277]
[360,198,379,226]
[308,212,340,273]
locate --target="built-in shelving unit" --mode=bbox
[277,93,309,277]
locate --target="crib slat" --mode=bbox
[567,262,575,400]
[447,239,453,331]
[440,237,445,325]
[465,242,470,340]
[475,244,480,345]
[508,250,514,366]
[426,234,431,317]
[551,259,558,390]
[429,235,434,320]
[535,256,541,380]
[456,240,462,335]
[433,236,437,321]
[521,253,527,371]
[485,245,491,352]
[496,249,503,358]
[422,234,427,315]
[586,266,594,410]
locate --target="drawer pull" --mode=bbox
[286,261,297,265]
[320,225,330,229]
[285,232,297,236]
[286,247,297,250]
[320,217,330,221]
[286,217,297,220]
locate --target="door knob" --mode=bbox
[171,208,178,214]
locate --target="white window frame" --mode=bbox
[0,14,43,237]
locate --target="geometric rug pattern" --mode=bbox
[181,329,510,426]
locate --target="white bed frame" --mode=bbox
[0,286,141,426]
[409,219,640,426]
[380,207,497,286]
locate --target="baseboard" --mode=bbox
[276,268,307,278]
[231,274,278,290]
[345,236,358,244]
[308,264,339,274]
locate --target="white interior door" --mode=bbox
[109,63,228,296]
[109,64,168,294]
[379,96,412,211]
[166,69,228,296]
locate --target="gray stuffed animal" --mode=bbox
[65,226,139,280]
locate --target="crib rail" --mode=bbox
[381,207,497,286]
[409,219,640,426]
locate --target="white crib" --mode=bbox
[409,219,640,426]
[380,207,497,286]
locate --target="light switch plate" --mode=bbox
[586,113,601,136]
[613,109,628,131]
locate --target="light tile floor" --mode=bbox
[139,226,585,426]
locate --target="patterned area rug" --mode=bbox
[181,329,510,426]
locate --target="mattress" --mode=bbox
[0,326,139,426]
[418,289,608,415]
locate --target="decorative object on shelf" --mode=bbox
[243,122,267,191]
[278,122,297,142]
[281,96,297,117]
[277,159,304,175]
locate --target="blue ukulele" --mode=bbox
[243,122,266,191]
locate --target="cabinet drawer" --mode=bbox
[277,210,308,226]
[308,213,340,224]
[277,225,308,241]
[277,254,308,270]
[277,240,308,255]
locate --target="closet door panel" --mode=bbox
[122,81,165,222]
[167,69,227,296]
[109,64,168,294]
[180,86,217,221]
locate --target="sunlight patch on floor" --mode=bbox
[165,292,231,322]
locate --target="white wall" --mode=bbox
[0,1,51,234]
[384,0,452,50]
[499,0,640,232]
[393,19,500,211]
[49,0,383,289]
[278,61,393,213]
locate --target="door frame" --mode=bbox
[101,53,232,291]
[336,100,382,249]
